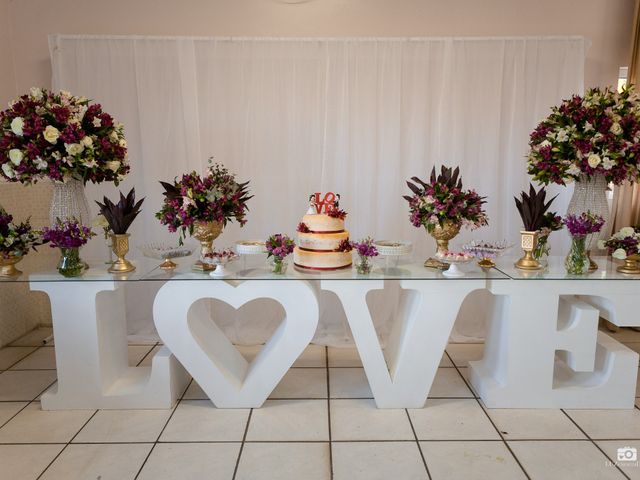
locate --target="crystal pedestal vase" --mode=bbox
[50,179,91,226]
[567,174,610,271]
[424,221,461,269]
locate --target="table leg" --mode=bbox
[31,281,189,410]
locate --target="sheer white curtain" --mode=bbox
[49,35,585,344]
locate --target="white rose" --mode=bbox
[80,136,93,148]
[8,149,23,166]
[566,164,581,176]
[64,143,84,156]
[109,131,119,142]
[1,163,14,178]
[612,248,628,260]
[92,117,101,128]
[43,125,60,144]
[597,239,606,250]
[29,87,43,100]
[610,122,623,135]
[106,160,121,172]
[587,153,601,168]
[619,226,635,238]
[118,138,127,148]
[10,117,24,136]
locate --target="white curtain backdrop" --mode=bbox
[49,35,585,344]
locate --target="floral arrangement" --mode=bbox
[564,211,605,238]
[0,88,129,184]
[405,166,488,233]
[297,222,310,233]
[96,188,144,235]
[514,184,558,231]
[337,238,353,252]
[266,234,295,274]
[350,237,378,274]
[527,85,640,185]
[0,206,45,259]
[42,218,95,249]
[598,226,640,260]
[157,161,251,244]
[327,207,347,220]
[534,212,563,261]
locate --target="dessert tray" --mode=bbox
[462,240,513,268]
[138,243,194,270]
[202,249,239,277]
[372,240,413,256]
[435,252,475,278]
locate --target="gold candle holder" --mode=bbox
[192,220,223,272]
[0,254,23,277]
[109,233,135,273]
[617,253,640,274]
[515,230,542,270]
[424,220,461,269]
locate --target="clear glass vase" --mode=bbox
[270,257,288,275]
[565,236,589,275]
[50,178,91,226]
[532,233,550,267]
[355,256,372,275]
[57,247,84,277]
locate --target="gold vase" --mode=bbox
[424,220,461,269]
[0,253,23,277]
[108,233,135,273]
[192,220,223,271]
[617,253,640,274]
[515,230,542,270]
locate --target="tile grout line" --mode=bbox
[560,409,631,480]
[444,350,532,480]
[404,409,432,480]
[326,346,334,479]
[231,408,253,480]
[135,342,160,367]
[2,345,45,371]
[36,408,99,480]
[133,377,192,480]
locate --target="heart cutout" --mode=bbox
[153,280,319,408]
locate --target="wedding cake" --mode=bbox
[294,193,353,271]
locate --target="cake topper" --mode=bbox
[310,192,340,214]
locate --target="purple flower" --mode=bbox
[351,237,379,258]
[265,233,295,261]
[42,218,95,249]
[563,212,605,238]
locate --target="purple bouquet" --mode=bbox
[351,237,379,258]
[42,218,95,249]
[563,212,605,238]
[266,234,295,261]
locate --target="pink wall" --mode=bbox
[0,0,635,106]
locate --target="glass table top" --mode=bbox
[3,252,640,283]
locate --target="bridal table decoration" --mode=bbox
[514,184,558,270]
[527,85,640,248]
[266,234,295,274]
[599,226,640,274]
[157,160,252,271]
[42,218,95,277]
[351,237,378,275]
[405,165,488,269]
[0,88,129,226]
[564,211,604,275]
[0,206,45,276]
[96,188,144,274]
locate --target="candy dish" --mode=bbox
[203,249,239,277]
[138,243,194,270]
[436,251,474,278]
[462,240,513,268]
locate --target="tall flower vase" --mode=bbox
[565,236,589,275]
[567,174,610,271]
[424,220,461,269]
[50,178,91,226]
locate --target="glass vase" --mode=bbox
[565,236,589,275]
[50,178,91,226]
[355,256,372,275]
[57,247,84,277]
[270,257,288,275]
[567,174,610,251]
[532,233,550,267]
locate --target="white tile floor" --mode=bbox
[0,327,637,479]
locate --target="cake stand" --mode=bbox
[436,254,474,278]
[138,243,194,270]
[373,240,412,269]
[462,240,513,269]
[203,250,238,278]
[236,240,266,270]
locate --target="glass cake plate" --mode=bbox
[462,240,513,268]
[138,243,194,270]
[436,252,475,278]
